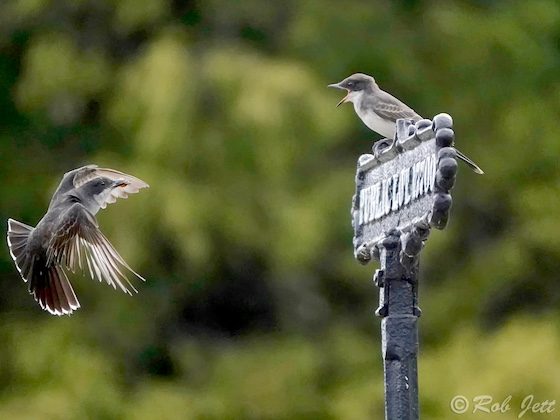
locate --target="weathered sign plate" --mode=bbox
[352,121,439,258]
[353,141,437,246]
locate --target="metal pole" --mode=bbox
[352,114,457,419]
[374,228,420,420]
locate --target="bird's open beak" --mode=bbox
[112,179,129,189]
[328,82,350,107]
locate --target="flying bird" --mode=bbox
[7,165,149,315]
[329,73,484,174]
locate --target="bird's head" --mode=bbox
[83,177,127,196]
[79,177,129,213]
[328,73,377,107]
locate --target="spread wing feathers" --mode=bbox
[7,218,80,316]
[371,90,422,122]
[47,203,145,295]
[72,165,149,209]
[6,218,34,278]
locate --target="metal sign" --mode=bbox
[352,114,457,263]
[350,114,461,420]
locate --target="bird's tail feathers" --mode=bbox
[29,264,80,316]
[7,218,80,316]
[455,150,484,175]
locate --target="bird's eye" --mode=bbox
[347,81,354,88]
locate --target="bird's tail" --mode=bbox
[455,149,484,175]
[7,218,80,315]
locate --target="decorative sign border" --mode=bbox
[352,114,458,264]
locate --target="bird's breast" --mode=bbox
[355,105,396,139]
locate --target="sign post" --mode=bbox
[351,114,459,420]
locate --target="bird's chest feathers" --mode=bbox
[354,102,396,139]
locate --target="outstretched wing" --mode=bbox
[47,203,145,294]
[73,165,149,209]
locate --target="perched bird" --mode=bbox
[329,73,484,174]
[6,165,149,315]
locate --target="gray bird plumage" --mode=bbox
[329,73,484,175]
[6,165,149,315]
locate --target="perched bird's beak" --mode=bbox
[328,82,350,107]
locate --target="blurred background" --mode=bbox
[1,0,560,419]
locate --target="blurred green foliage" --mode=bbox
[1,0,560,418]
